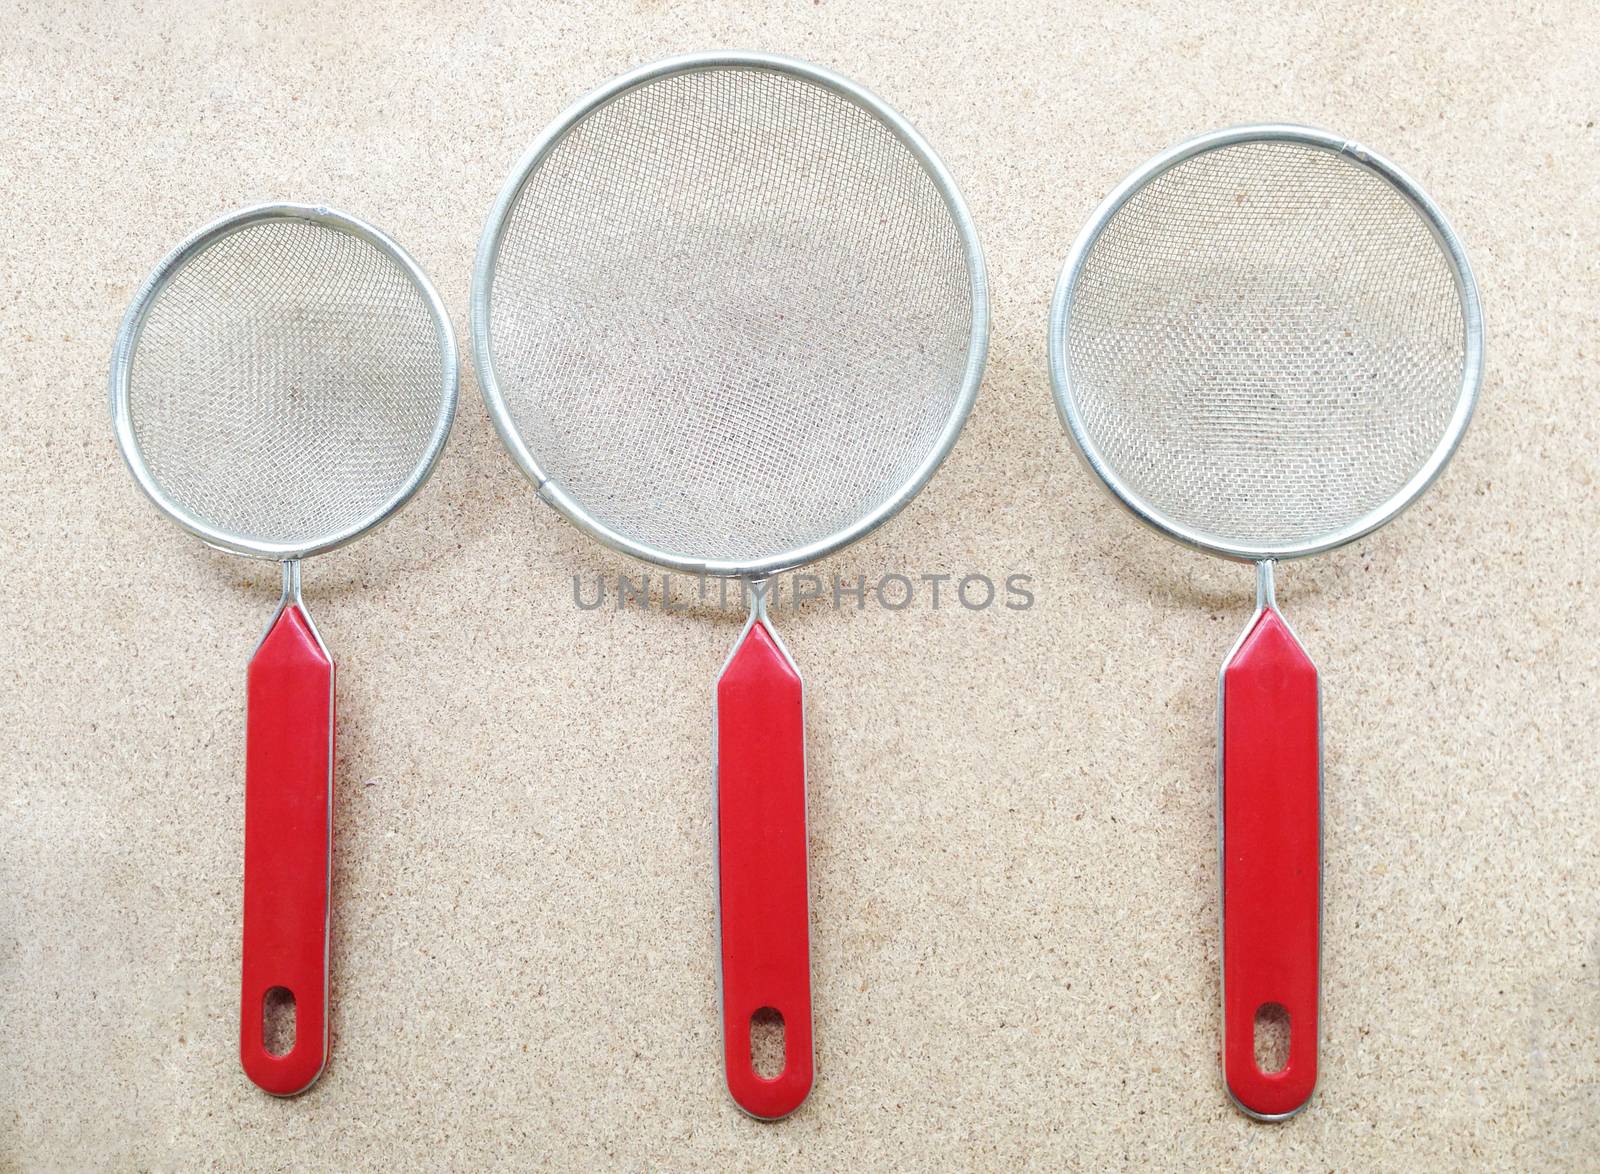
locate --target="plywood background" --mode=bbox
[3,0,1596,1167]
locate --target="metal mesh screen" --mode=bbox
[484,65,976,567]
[126,217,449,548]
[1061,139,1468,550]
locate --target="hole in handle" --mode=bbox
[750,1007,785,1080]
[1254,1002,1290,1075]
[263,987,297,1057]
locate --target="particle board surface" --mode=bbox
[2,1,1596,1168]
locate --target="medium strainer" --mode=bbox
[110,204,458,1095]
[1049,125,1482,1120]
[473,52,988,1119]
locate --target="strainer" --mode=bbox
[472,52,987,1119]
[1049,125,1482,1119]
[109,204,458,1095]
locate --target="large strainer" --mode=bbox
[110,204,458,1095]
[1049,125,1482,1120]
[473,52,987,1119]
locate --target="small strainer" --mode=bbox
[1049,125,1482,1120]
[110,204,458,1095]
[473,52,988,1119]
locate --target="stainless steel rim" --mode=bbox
[1048,123,1484,564]
[471,50,991,579]
[109,203,460,561]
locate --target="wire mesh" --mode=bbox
[124,215,451,550]
[482,64,978,568]
[1061,138,1469,550]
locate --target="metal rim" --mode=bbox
[471,50,991,579]
[1048,123,1484,564]
[109,202,460,561]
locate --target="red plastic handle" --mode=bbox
[1220,606,1320,1119]
[240,604,335,1095]
[715,619,813,1120]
